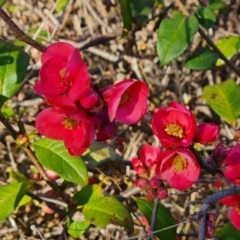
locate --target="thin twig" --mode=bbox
[174,0,240,77]
[148,197,160,240]
[0,8,46,52]
[0,112,18,139]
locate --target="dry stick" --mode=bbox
[0,112,18,139]
[0,8,46,52]
[174,0,240,78]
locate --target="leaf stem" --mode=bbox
[0,8,46,52]
[148,197,160,240]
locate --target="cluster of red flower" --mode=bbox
[34,42,149,156]
[133,101,220,196]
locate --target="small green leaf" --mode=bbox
[0,42,29,108]
[118,0,132,37]
[83,196,133,232]
[68,220,90,238]
[135,198,176,240]
[215,36,240,66]
[55,0,68,13]
[0,0,6,7]
[203,79,240,125]
[214,222,240,240]
[195,6,216,30]
[157,13,199,65]
[130,0,154,25]
[33,138,88,186]
[0,183,27,222]
[1,106,15,118]
[185,48,218,70]
[209,0,227,11]
[82,141,121,167]
[73,184,102,206]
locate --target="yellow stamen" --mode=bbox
[120,91,131,105]
[62,117,80,129]
[165,121,184,139]
[173,154,188,171]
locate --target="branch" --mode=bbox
[0,8,46,52]
[148,197,160,240]
[0,112,18,139]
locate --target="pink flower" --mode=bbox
[155,148,200,190]
[34,42,90,101]
[194,123,219,144]
[36,107,93,156]
[103,79,149,124]
[152,101,196,148]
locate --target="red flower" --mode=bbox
[36,107,93,156]
[222,144,240,180]
[34,42,90,101]
[155,148,200,190]
[152,101,196,148]
[194,123,219,144]
[103,79,149,124]
[230,206,240,230]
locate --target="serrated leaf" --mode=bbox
[82,141,121,167]
[215,36,240,66]
[83,196,133,232]
[33,138,88,185]
[68,220,90,238]
[0,183,27,222]
[73,184,102,206]
[185,48,218,70]
[203,79,240,125]
[0,42,29,108]
[157,13,199,65]
[195,6,216,30]
[130,0,154,25]
[0,0,6,7]
[135,198,176,240]
[119,0,132,37]
[209,0,227,11]
[214,222,240,240]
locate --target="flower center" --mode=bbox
[173,154,188,171]
[62,117,80,129]
[120,91,131,105]
[165,121,184,139]
[235,205,240,215]
[59,67,66,79]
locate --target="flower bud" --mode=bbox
[206,156,218,169]
[45,169,59,180]
[158,188,168,199]
[150,176,161,189]
[208,212,217,223]
[134,178,150,190]
[194,123,219,144]
[79,89,100,109]
[212,143,227,164]
[16,134,29,146]
[206,220,214,238]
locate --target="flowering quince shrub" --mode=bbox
[1,2,240,240]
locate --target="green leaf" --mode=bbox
[83,196,133,232]
[130,0,155,25]
[118,0,132,37]
[82,141,121,167]
[195,6,216,30]
[0,183,27,222]
[135,198,176,240]
[203,79,240,126]
[1,106,15,118]
[185,48,218,70]
[0,0,6,7]
[0,42,29,108]
[55,0,68,13]
[73,184,102,206]
[157,13,199,65]
[68,220,90,238]
[209,0,227,11]
[33,138,88,186]
[215,36,240,66]
[214,222,240,240]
